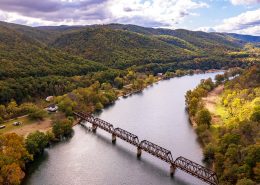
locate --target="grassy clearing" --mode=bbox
[0,114,54,135]
[0,116,34,134]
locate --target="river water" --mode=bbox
[24,72,221,185]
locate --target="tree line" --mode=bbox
[185,66,260,185]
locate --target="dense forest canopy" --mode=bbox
[0,20,259,185]
[0,21,259,104]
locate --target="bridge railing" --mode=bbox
[174,156,218,185]
[75,112,95,123]
[74,112,218,185]
[114,127,139,146]
[94,118,114,133]
[139,140,173,163]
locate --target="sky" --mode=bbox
[0,0,259,35]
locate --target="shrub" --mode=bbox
[52,119,73,139]
[25,131,49,156]
[203,144,216,162]
[28,108,47,120]
[195,108,212,126]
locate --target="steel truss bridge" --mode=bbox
[74,112,218,185]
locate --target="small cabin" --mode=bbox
[47,104,58,112]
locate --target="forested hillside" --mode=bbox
[49,24,249,69]
[0,21,259,104]
[51,27,197,68]
[0,22,111,103]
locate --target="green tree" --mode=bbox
[188,97,199,116]
[215,74,225,85]
[28,108,47,120]
[195,108,212,126]
[52,119,73,139]
[0,117,3,124]
[57,97,77,116]
[203,144,216,162]
[250,110,260,122]
[6,100,19,117]
[95,102,104,111]
[25,131,49,156]
[114,77,124,89]
[0,105,6,119]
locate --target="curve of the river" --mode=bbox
[24,72,222,185]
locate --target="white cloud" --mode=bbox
[0,0,208,27]
[215,9,260,35]
[108,0,208,27]
[196,9,260,36]
[230,0,260,5]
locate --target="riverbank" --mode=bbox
[185,66,260,185]
[1,69,224,137]
[202,85,224,124]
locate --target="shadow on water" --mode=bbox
[22,151,49,185]
[22,133,75,185]
[79,125,193,185]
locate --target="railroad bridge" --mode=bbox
[74,112,218,185]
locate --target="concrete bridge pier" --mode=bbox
[112,133,116,143]
[92,124,97,132]
[170,164,176,177]
[137,147,142,158]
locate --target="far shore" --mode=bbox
[1,69,224,136]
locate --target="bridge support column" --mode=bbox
[137,147,142,158]
[77,119,83,125]
[170,164,176,177]
[112,133,116,143]
[92,124,97,132]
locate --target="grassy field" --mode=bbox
[0,116,34,134]
[0,114,53,136]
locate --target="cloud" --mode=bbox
[108,0,208,27]
[197,9,260,36]
[196,27,216,32]
[215,9,260,35]
[0,0,208,27]
[230,0,260,5]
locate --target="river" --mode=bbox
[23,72,221,185]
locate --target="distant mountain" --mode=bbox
[225,33,260,43]
[39,23,244,50]
[0,21,256,76]
[0,21,107,79]
[51,27,198,68]
[1,21,257,103]
[35,23,248,68]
